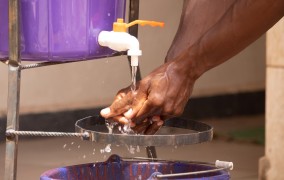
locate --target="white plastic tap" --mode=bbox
[98,31,141,66]
[98,18,164,67]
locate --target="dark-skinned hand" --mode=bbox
[100,59,196,135]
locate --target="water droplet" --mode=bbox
[77,145,80,149]
[107,13,111,16]
[105,144,111,153]
[105,120,117,134]
[71,142,74,145]
[129,145,135,154]
[83,155,86,159]
[63,144,67,149]
[136,146,140,153]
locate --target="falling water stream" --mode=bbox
[131,66,137,92]
[104,65,156,159]
[131,66,156,160]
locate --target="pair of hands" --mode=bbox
[100,0,284,135]
[100,60,196,135]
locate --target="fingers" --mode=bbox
[107,115,129,124]
[131,119,150,134]
[100,82,148,120]
[144,121,163,135]
[132,99,161,124]
[124,89,148,120]
[123,108,133,118]
[100,91,133,119]
[144,116,164,135]
[131,85,166,123]
[131,116,164,135]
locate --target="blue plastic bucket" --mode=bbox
[40,155,230,180]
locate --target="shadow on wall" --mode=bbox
[182,90,265,119]
[0,119,5,142]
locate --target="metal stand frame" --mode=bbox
[3,0,148,179]
[4,0,21,179]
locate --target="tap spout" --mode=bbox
[98,31,142,66]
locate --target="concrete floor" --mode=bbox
[0,115,264,180]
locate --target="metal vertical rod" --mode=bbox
[128,0,157,159]
[128,0,141,80]
[128,0,139,36]
[5,0,21,179]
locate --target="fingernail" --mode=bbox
[130,121,136,127]
[100,108,110,116]
[124,108,133,118]
[119,117,129,124]
[152,116,160,122]
[157,121,164,126]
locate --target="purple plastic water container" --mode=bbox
[0,0,126,61]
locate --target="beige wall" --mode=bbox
[0,0,265,115]
[259,17,284,180]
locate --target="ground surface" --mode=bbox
[0,115,264,180]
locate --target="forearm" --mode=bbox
[166,0,236,61]
[167,0,284,79]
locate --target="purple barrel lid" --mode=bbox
[0,0,126,62]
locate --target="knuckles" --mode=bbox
[147,96,185,117]
[173,108,183,116]
[147,95,164,108]
[163,106,183,117]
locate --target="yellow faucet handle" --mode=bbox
[113,18,164,32]
[127,20,164,28]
